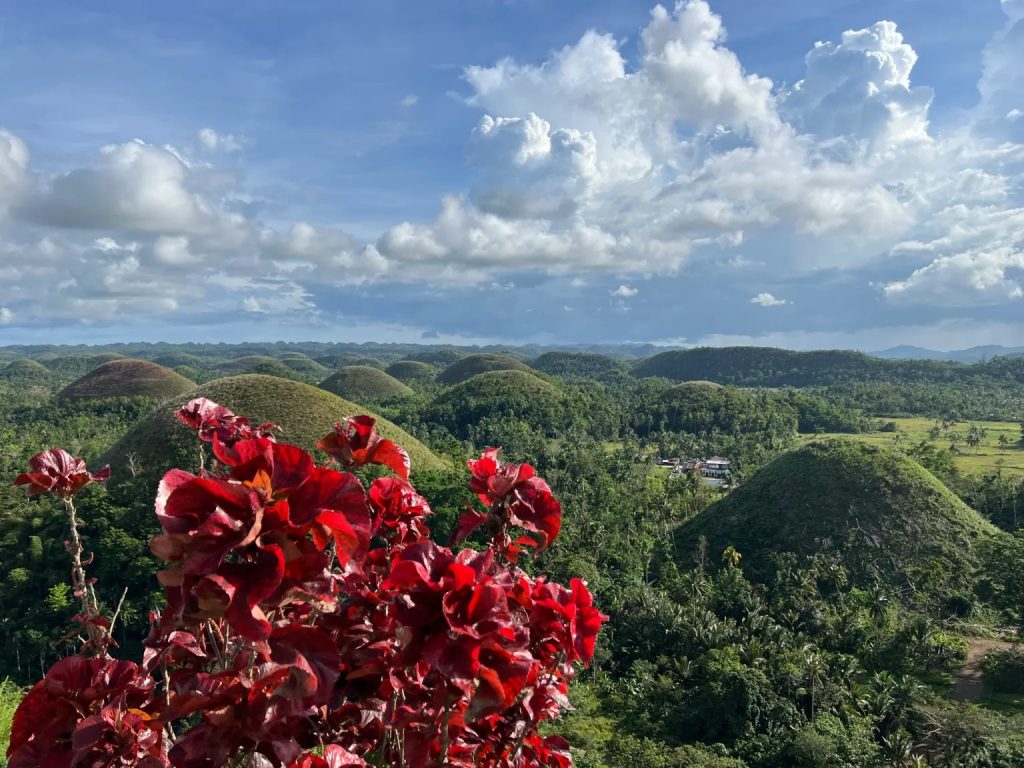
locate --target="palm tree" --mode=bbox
[721,545,742,569]
[868,584,891,628]
[801,644,828,720]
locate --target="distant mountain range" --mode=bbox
[871,345,1024,363]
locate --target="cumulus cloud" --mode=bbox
[260,222,389,282]
[751,292,789,307]
[783,21,932,148]
[2,0,1024,337]
[610,284,638,297]
[19,139,247,243]
[0,307,13,324]
[883,246,1024,305]
[385,1,985,284]
[197,128,243,152]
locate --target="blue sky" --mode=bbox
[0,0,1022,349]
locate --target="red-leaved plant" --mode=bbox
[8,400,605,768]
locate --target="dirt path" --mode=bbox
[952,638,1017,702]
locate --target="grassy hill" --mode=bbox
[278,356,330,379]
[152,352,204,368]
[408,347,466,367]
[318,366,413,402]
[386,360,437,383]
[313,355,386,370]
[216,355,299,378]
[531,351,628,382]
[0,358,52,381]
[427,370,564,438]
[674,441,1001,605]
[438,353,535,385]
[58,360,195,400]
[100,374,445,482]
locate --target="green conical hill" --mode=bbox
[59,360,195,400]
[100,374,444,482]
[438,353,534,385]
[674,440,1001,604]
[318,366,413,401]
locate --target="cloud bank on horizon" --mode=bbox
[0,0,1022,349]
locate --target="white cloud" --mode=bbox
[883,246,1024,306]
[2,1,1024,334]
[260,222,390,282]
[751,292,789,307]
[151,235,202,267]
[0,130,30,209]
[783,21,932,148]
[399,94,419,108]
[20,139,247,243]
[197,128,243,152]
[973,1,1024,143]
[0,307,13,325]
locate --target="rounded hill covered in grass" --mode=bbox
[674,440,1000,604]
[427,370,564,438]
[1,358,52,381]
[101,374,444,482]
[530,351,628,381]
[152,352,204,368]
[314,355,386,370]
[438,353,534,385]
[58,360,196,400]
[217,355,298,378]
[277,356,330,379]
[409,348,466,367]
[318,366,413,402]
[385,360,437,384]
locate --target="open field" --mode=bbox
[800,417,1024,477]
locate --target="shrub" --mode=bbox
[982,647,1024,693]
[7,399,604,768]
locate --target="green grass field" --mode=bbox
[0,679,20,766]
[801,417,1024,477]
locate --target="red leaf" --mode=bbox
[14,448,109,499]
[317,416,410,480]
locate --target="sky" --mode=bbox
[0,0,1022,351]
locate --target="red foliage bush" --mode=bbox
[8,400,604,768]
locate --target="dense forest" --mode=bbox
[2,343,1024,766]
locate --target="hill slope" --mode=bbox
[427,370,563,437]
[1,358,52,381]
[438,353,535,385]
[531,351,628,381]
[318,366,413,401]
[59,360,195,400]
[674,441,1000,604]
[385,360,437,383]
[101,375,445,482]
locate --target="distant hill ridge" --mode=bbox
[635,346,1024,387]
